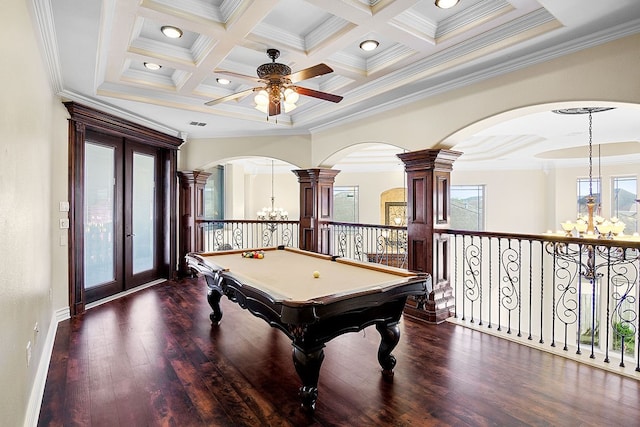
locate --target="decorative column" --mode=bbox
[397,149,461,323]
[292,168,340,254]
[178,170,210,275]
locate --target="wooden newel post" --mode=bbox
[178,170,210,275]
[292,168,340,254]
[397,149,461,323]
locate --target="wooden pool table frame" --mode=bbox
[186,246,430,410]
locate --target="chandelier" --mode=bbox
[257,160,288,221]
[551,107,626,239]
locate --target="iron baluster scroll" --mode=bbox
[546,242,581,351]
[461,235,482,324]
[546,240,639,367]
[499,239,522,336]
[607,246,638,367]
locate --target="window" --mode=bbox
[611,176,638,233]
[334,186,359,222]
[204,166,224,220]
[577,177,601,216]
[450,185,485,231]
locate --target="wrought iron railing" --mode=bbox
[198,220,299,251]
[322,221,408,268]
[198,219,407,268]
[440,229,640,372]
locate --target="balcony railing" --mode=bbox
[440,229,640,375]
[323,221,408,268]
[198,220,299,251]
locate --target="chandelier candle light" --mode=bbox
[257,160,288,221]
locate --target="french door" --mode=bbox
[83,130,162,303]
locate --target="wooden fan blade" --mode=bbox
[268,98,281,116]
[288,64,333,83]
[214,70,261,84]
[295,86,343,103]
[205,88,255,106]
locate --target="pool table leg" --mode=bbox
[207,288,223,325]
[292,346,325,411]
[376,321,400,375]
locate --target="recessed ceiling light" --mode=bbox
[144,62,162,70]
[435,0,460,9]
[216,78,230,85]
[161,25,183,39]
[359,40,379,52]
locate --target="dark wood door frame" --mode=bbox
[65,102,182,315]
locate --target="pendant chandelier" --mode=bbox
[551,107,627,239]
[257,160,288,221]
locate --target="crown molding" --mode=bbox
[60,89,184,138]
[30,0,64,94]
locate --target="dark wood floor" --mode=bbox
[38,277,640,426]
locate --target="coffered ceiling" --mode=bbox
[39,0,640,169]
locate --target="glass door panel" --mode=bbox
[84,143,116,288]
[132,152,155,274]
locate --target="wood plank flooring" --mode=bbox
[38,277,640,426]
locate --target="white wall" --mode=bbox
[335,171,405,225]
[1,1,69,426]
[451,169,549,234]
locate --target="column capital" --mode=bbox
[397,149,462,172]
[292,168,341,183]
[178,170,210,185]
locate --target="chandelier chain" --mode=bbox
[589,111,593,196]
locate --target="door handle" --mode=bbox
[126,233,136,237]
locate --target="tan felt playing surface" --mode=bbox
[199,248,417,302]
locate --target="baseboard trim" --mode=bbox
[24,307,69,427]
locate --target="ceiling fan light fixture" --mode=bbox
[254,90,269,106]
[435,0,460,9]
[284,88,299,104]
[359,40,379,51]
[161,25,183,38]
[144,62,162,70]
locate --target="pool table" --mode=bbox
[186,246,430,410]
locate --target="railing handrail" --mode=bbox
[325,220,407,231]
[441,228,640,249]
[198,219,299,225]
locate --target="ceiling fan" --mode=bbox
[205,49,343,116]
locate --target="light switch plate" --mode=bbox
[59,201,70,212]
[59,218,70,229]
